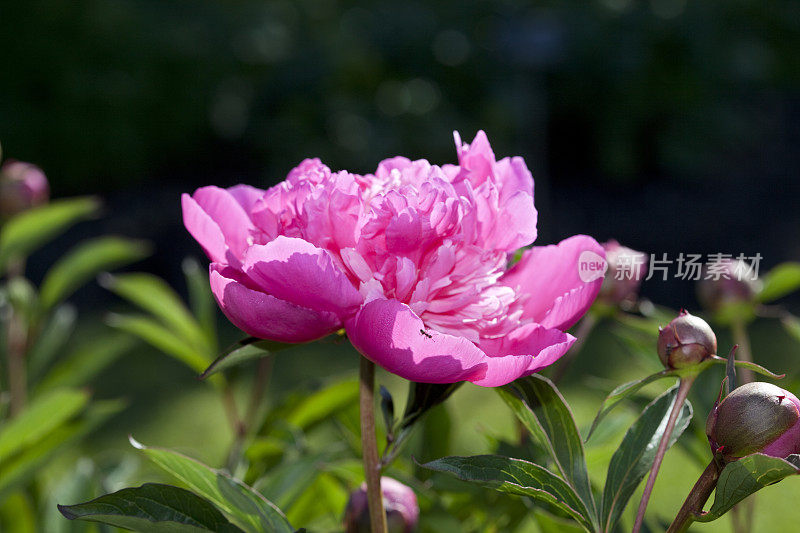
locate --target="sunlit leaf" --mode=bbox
[106,313,209,374]
[587,370,676,440]
[0,400,124,498]
[40,236,151,310]
[36,332,136,392]
[499,375,596,521]
[58,483,244,532]
[200,338,290,379]
[601,384,693,531]
[0,197,101,270]
[131,438,294,533]
[0,389,89,464]
[26,304,77,381]
[101,273,211,353]
[758,262,800,303]
[423,455,594,532]
[695,454,800,522]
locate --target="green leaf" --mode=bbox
[36,332,136,392]
[200,338,290,379]
[709,356,784,380]
[695,453,800,522]
[131,438,294,533]
[283,378,359,430]
[601,384,693,532]
[0,399,124,498]
[40,237,151,310]
[183,257,217,347]
[499,375,596,521]
[58,483,245,532]
[758,262,800,302]
[0,197,101,270]
[423,455,594,532]
[0,389,89,464]
[587,370,676,440]
[26,304,77,381]
[101,273,211,354]
[106,313,210,374]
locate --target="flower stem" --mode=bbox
[6,258,28,417]
[730,318,753,384]
[667,459,721,533]
[360,356,388,533]
[632,375,695,533]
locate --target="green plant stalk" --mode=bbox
[632,375,696,533]
[360,356,388,533]
[729,317,755,533]
[667,459,721,533]
[6,257,28,416]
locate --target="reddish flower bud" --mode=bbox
[0,160,49,218]
[598,240,647,306]
[657,310,717,369]
[706,382,800,462]
[697,259,760,311]
[344,477,419,533]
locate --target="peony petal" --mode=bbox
[503,235,605,330]
[182,193,227,263]
[480,322,576,376]
[243,236,362,318]
[345,298,536,387]
[227,184,265,213]
[191,186,257,259]
[210,264,339,342]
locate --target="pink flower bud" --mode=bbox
[598,240,647,306]
[697,259,760,311]
[0,160,49,217]
[706,382,800,462]
[657,310,717,369]
[344,477,419,533]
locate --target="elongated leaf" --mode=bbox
[709,356,784,380]
[284,378,359,430]
[0,400,124,497]
[758,262,800,302]
[40,237,151,310]
[36,332,136,392]
[601,384,693,532]
[0,197,101,269]
[500,375,596,521]
[101,273,211,353]
[200,338,290,379]
[58,483,244,532]
[183,257,217,346]
[107,313,209,373]
[695,453,800,522]
[423,455,594,532]
[0,389,89,464]
[587,370,676,440]
[130,438,294,533]
[26,304,77,380]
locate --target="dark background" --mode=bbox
[2,0,799,309]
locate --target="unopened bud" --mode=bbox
[0,160,49,218]
[706,382,800,462]
[344,477,419,533]
[657,310,717,369]
[697,259,760,311]
[598,240,647,306]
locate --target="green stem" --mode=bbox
[730,318,753,384]
[667,460,721,533]
[360,356,388,533]
[6,258,28,417]
[632,375,695,533]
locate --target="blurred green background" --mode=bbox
[1,0,800,531]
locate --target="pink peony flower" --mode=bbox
[183,131,604,386]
